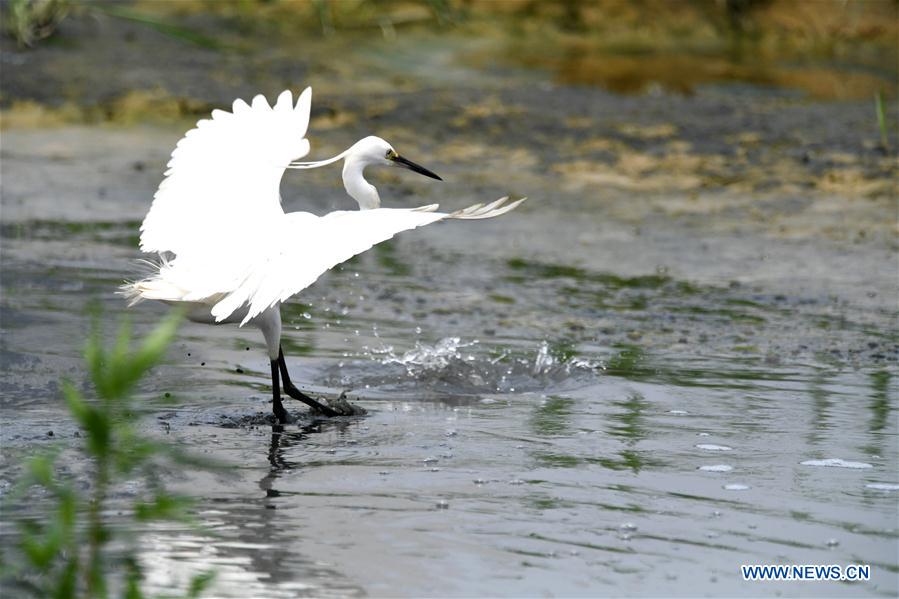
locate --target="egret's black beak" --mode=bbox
[393,155,442,181]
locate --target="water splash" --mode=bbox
[533,342,556,375]
[345,338,603,393]
[384,337,479,376]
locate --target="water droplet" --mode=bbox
[423,456,439,464]
[473,478,487,485]
[445,429,457,437]
[619,522,638,532]
[429,467,440,472]
[826,538,840,547]
[436,500,449,509]
[302,312,311,320]
[415,326,422,334]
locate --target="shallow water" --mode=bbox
[2,196,897,596]
[2,24,898,596]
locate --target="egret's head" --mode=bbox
[351,136,442,181]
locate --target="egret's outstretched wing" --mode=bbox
[139,88,313,256]
[210,197,525,324]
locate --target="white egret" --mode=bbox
[122,88,524,422]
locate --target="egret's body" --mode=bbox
[123,88,524,422]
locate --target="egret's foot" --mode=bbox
[321,391,367,416]
[283,383,340,417]
[273,402,289,425]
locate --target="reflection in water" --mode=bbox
[530,395,573,437]
[806,371,833,447]
[500,36,897,100]
[864,370,892,459]
[604,392,650,474]
[142,422,366,598]
[608,392,648,442]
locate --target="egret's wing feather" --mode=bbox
[139,88,313,256]
[208,196,526,325]
[448,196,526,219]
[214,207,448,324]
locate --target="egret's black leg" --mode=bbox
[270,359,288,424]
[278,346,339,417]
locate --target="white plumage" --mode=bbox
[123,87,524,420]
[140,89,311,257]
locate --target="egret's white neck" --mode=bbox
[342,156,380,210]
[287,138,384,210]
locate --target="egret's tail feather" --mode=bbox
[119,276,187,306]
[118,255,193,306]
[448,196,526,220]
[119,280,144,306]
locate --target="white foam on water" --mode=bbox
[696,444,733,451]
[698,464,733,472]
[723,483,750,491]
[800,458,873,469]
[865,483,899,491]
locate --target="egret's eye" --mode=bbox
[386,149,397,160]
